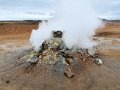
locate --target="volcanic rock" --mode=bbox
[52,31,63,38]
[66,58,73,65]
[95,58,103,65]
[27,52,39,64]
[64,69,74,78]
[87,47,98,57]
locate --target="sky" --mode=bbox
[0,0,120,20]
[92,0,120,20]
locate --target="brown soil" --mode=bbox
[96,22,120,38]
[0,21,120,90]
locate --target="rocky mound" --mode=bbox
[20,31,102,78]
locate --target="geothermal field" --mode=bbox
[0,20,120,90]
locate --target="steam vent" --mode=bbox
[20,31,102,78]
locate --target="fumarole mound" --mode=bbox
[20,31,102,78]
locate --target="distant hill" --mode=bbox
[0,20,42,24]
[101,19,120,23]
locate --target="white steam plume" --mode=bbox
[30,0,102,51]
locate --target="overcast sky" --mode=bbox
[0,0,120,20]
[91,0,120,19]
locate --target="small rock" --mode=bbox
[64,70,74,78]
[52,31,63,38]
[95,58,103,65]
[77,49,83,53]
[65,51,74,58]
[42,42,48,50]
[27,58,39,64]
[5,80,10,84]
[82,58,86,62]
[26,52,39,64]
[39,55,42,59]
[66,58,73,65]
[87,47,98,57]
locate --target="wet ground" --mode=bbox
[0,21,120,90]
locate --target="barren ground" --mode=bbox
[0,21,120,90]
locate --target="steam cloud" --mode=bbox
[30,0,102,51]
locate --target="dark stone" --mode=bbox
[64,51,74,58]
[42,41,48,50]
[6,80,10,84]
[52,31,63,38]
[64,71,74,78]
